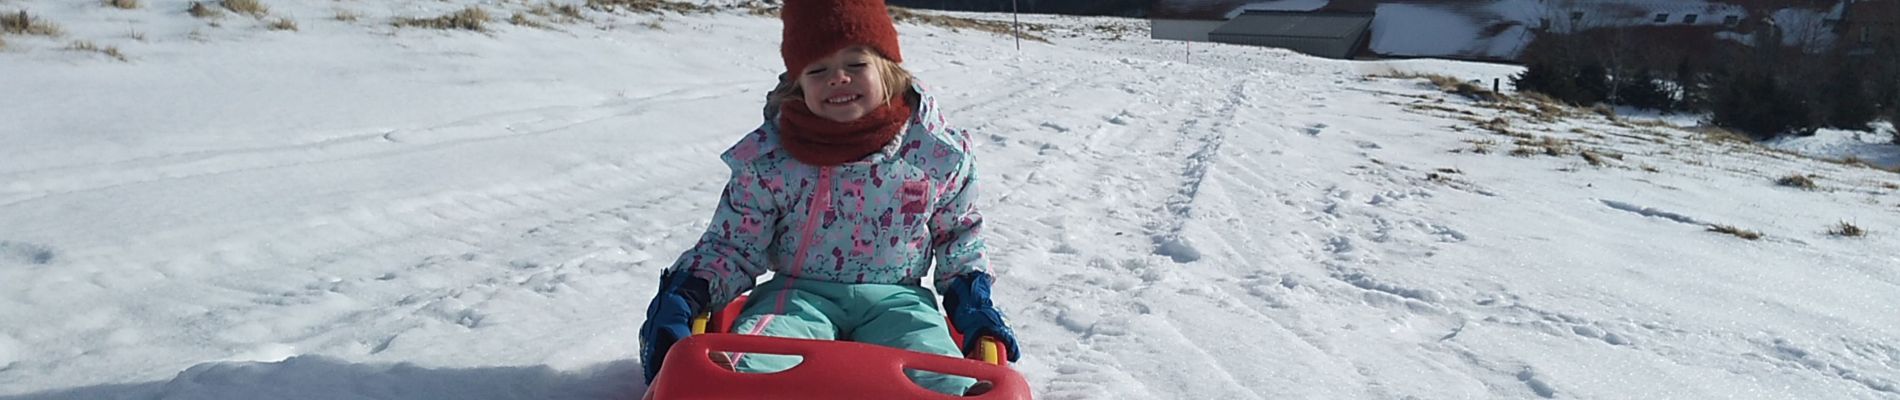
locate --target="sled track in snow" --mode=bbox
[1149,81,1250,264]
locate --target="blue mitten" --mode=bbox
[639,270,711,384]
[942,272,1021,362]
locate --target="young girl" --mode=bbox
[637,0,1018,395]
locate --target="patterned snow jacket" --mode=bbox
[669,81,990,307]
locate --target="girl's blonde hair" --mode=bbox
[768,48,914,108]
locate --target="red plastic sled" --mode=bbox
[644,295,1031,399]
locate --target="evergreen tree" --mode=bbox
[1620,69,1674,111]
[1575,64,1611,105]
[1821,63,1876,130]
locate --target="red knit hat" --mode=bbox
[780,0,903,74]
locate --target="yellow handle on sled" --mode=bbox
[690,312,712,335]
[976,336,1005,365]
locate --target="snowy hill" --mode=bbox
[4,1,1900,399]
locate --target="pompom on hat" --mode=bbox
[779,0,904,74]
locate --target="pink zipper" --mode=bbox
[786,167,833,278]
[742,166,833,339]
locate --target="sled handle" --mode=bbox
[690,312,711,335]
[975,336,1009,365]
[650,334,1032,400]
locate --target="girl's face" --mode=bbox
[797,46,889,122]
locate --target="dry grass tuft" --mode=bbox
[1829,221,1867,237]
[1369,72,1502,102]
[1581,150,1606,166]
[107,0,142,10]
[1707,224,1763,240]
[220,0,268,17]
[1512,136,1572,157]
[1836,156,1872,168]
[1689,126,1753,144]
[65,40,127,61]
[1776,174,1819,190]
[889,7,1048,42]
[509,12,553,29]
[395,6,490,31]
[1641,164,1660,173]
[3,10,63,36]
[188,2,223,19]
[529,2,584,20]
[334,9,360,22]
[1463,139,1496,154]
[1478,117,1513,135]
[268,17,296,31]
[586,0,713,14]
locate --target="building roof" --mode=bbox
[1209,10,1375,38]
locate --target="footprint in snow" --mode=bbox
[0,241,57,266]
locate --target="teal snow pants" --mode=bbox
[727,278,976,395]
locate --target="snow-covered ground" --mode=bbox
[4,1,1900,399]
[1766,124,1900,171]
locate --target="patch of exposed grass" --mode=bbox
[1461,139,1496,154]
[267,17,296,31]
[1835,155,1873,169]
[3,10,63,36]
[1689,126,1753,144]
[395,6,490,31]
[188,2,223,19]
[1829,221,1867,237]
[220,0,267,17]
[745,3,779,17]
[586,0,713,14]
[1512,136,1572,157]
[1707,224,1763,240]
[637,18,664,30]
[529,2,584,20]
[334,9,360,22]
[1581,150,1606,166]
[1776,174,1819,190]
[889,6,1048,43]
[107,0,141,10]
[1478,117,1514,136]
[1406,102,1477,116]
[1641,164,1660,173]
[509,12,553,29]
[1624,118,1674,128]
[65,40,127,61]
[1420,74,1504,102]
